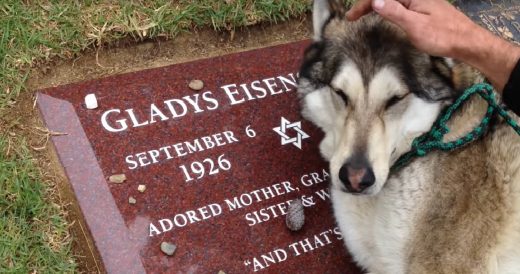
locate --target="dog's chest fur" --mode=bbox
[332,156,434,273]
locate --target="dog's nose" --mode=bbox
[339,162,375,192]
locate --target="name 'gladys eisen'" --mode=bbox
[99,73,298,133]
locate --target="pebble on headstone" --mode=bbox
[188,79,204,91]
[218,271,226,274]
[137,184,146,193]
[109,174,126,184]
[128,196,136,204]
[85,93,98,109]
[286,198,305,231]
[160,242,177,256]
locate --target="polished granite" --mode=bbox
[38,41,361,274]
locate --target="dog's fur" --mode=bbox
[298,1,520,273]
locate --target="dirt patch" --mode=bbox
[8,18,312,273]
[28,18,311,90]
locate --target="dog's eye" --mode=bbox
[332,88,349,105]
[385,95,406,110]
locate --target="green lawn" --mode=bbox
[0,138,75,272]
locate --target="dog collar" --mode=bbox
[390,83,520,173]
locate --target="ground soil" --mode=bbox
[29,18,311,90]
[6,18,312,273]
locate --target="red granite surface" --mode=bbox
[37,41,362,274]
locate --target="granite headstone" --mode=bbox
[38,41,361,273]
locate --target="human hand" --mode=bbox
[345,0,520,91]
[346,0,478,58]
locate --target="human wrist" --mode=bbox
[451,23,489,66]
[453,24,519,91]
[480,38,519,91]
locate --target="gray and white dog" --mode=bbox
[298,0,520,273]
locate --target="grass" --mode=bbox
[0,138,75,273]
[0,0,337,271]
[0,0,315,108]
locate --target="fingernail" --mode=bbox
[373,0,385,10]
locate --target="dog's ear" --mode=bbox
[431,57,480,93]
[313,0,347,41]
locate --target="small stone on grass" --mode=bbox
[161,242,177,256]
[188,79,204,91]
[129,196,136,204]
[109,174,126,184]
[138,184,146,193]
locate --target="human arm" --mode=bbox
[345,0,520,92]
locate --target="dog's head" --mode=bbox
[298,0,477,195]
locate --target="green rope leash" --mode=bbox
[391,83,520,173]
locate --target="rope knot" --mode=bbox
[416,149,426,156]
[431,129,442,139]
[390,82,520,173]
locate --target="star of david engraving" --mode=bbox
[273,117,310,149]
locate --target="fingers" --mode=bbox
[391,0,412,9]
[346,0,413,22]
[346,0,372,21]
[372,0,419,28]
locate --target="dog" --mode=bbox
[298,0,520,273]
